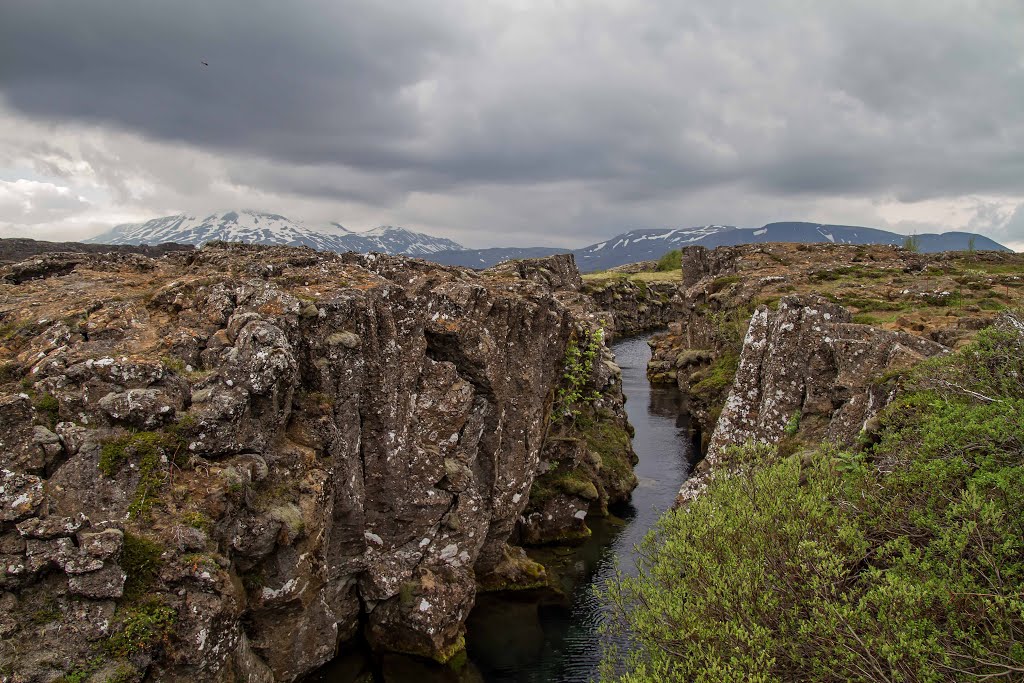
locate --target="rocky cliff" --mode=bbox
[678,294,948,503]
[0,238,192,266]
[581,275,682,340]
[650,243,1024,442]
[649,243,1024,505]
[0,245,635,682]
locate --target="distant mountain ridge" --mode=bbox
[429,222,1010,271]
[85,210,464,256]
[84,212,1010,271]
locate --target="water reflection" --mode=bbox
[464,335,695,682]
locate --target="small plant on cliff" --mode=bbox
[106,599,177,658]
[99,430,187,519]
[552,326,603,424]
[32,392,60,427]
[121,532,164,601]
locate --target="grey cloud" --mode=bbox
[1,0,1023,246]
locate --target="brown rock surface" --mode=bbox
[0,244,638,681]
[650,243,1024,442]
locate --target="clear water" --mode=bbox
[310,335,695,682]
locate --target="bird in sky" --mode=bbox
[200,60,209,67]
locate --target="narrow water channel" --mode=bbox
[311,334,696,682]
[463,334,696,682]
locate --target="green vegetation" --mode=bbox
[603,322,1024,682]
[552,326,603,424]
[55,657,105,683]
[690,351,739,402]
[32,392,60,427]
[98,430,187,519]
[581,418,634,492]
[903,233,921,252]
[30,601,62,625]
[809,265,890,282]
[530,461,600,503]
[106,600,176,658]
[656,249,682,272]
[120,532,164,602]
[709,274,741,294]
[104,665,139,683]
[181,510,212,532]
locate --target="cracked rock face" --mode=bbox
[0,245,630,682]
[678,294,948,504]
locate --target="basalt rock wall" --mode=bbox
[677,294,948,504]
[0,245,633,682]
[583,278,682,340]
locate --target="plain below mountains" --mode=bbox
[82,211,1009,272]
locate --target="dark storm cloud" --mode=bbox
[0,0,459,164]
[2,0,1024,244]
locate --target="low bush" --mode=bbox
[656,249,682,272]
[603,321,1024,682]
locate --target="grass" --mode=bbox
[582,270,679,284]
[690,351,740,401]
[708,274,741,293]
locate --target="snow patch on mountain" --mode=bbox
[85,210,464,256]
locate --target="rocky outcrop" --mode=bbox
[678,295,948,504]
[0,245,636,682]
[518,342,637,546]
[0,237,192,266]
[583,277,682,340]
[650,243,1024,443]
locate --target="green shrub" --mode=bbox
[33,392,60,426]
[552,326,603,424]
[603,322,1024,682]
[656,249,682,272]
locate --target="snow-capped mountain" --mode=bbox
[573,225,736,269]
[357,225,464,255]
[85,212,1010,272]
[85,210,464,256]
[428,222,1009,271]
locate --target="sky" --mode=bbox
[1,0,1023,250]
